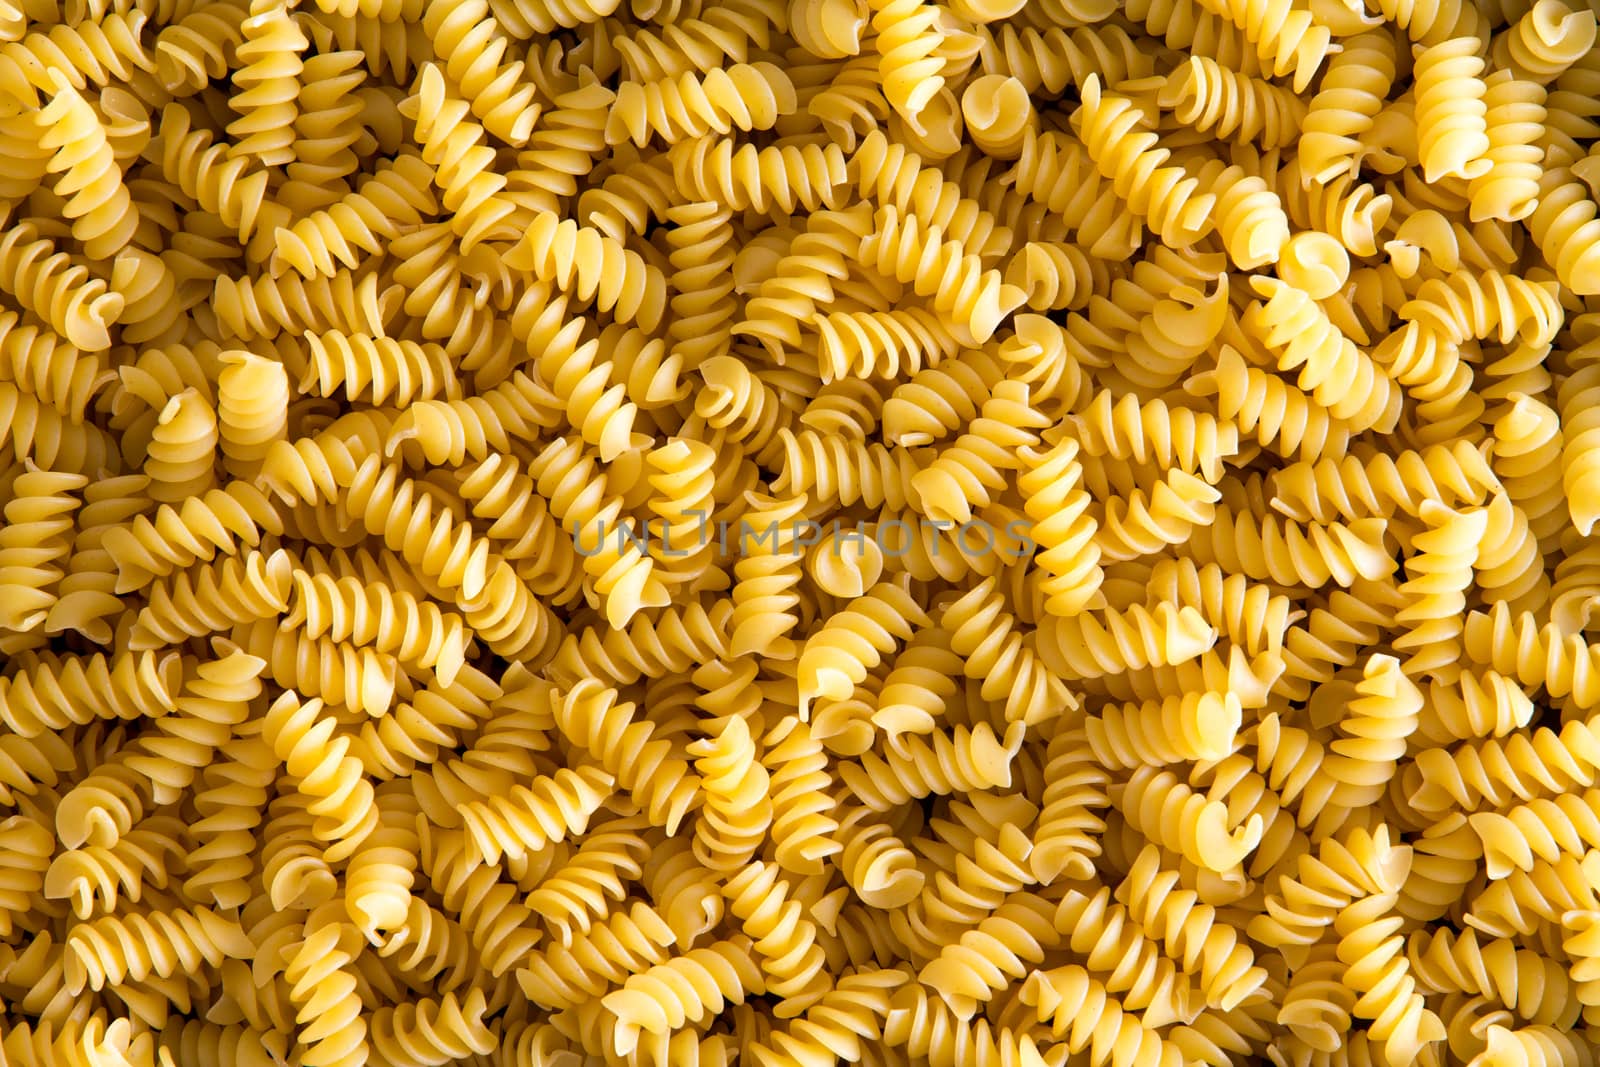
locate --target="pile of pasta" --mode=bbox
[14,0,1600,1064]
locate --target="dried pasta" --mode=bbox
[5,1,1600,1065]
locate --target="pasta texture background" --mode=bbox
[7,0,1600,1066]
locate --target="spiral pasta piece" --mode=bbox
[1186,0,1330,90]
[798,577,931,714]
[0,221,123,352]
[516,900,677,1010]
[911,380,1048,524]
[552,679,702,833]
[1020,964,1184,1067]
[283,910,369,1067]
[857,205,1024,344]
[722,861,829,1014]
[65,905,252,992]
[456,765,615,867]
[606,61,796,147]
[866,0,945,123]
[422,0,542,144]
[602,937,766,1054]
[1493,0,1596,83]
[840,721,1024,811]
[226,0,306,169]
[943,577,1077,727]
[689,716,773,872]
[1074,76,1216,248]
[261,691,378,860]
[39,73,136,262]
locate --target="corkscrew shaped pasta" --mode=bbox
[775,429,923,512]
[839,721,1024,811]
[369,989,496,1066]
[942,578,1077,727]
[884,982,1056,1067]
[422,0,542,145]
[1248,824,1412,953]
[516,901,678,1011]
[225,0,306,169]
[420,823,545,976]
[38,73,136,262]
[1267,440,1499,524]
[1399,273,1561,355]
[870,625,959,744]
[1161,56,1305,149]
[261,691,377,862]
[1314,655,1425,813]
[0,465,85,633]
[812,308,961,383]
[1031,727,1109,884]
[1096,470,1222,562]
[271,156,439,278]
[606,61,795,147]
[398,64,516,252]
[1186,502,1394,590]
[722,861,830,1015]
[128,550,289,650]
[1297,32,1398,184]
[0,649,178,738]
[668,136,849,217]
[978,24,1155,95]
[0,222,123,352]
[122,646,264,809]
[1412,669,1534,746]
[1088,691,1242,769]
[1245,278,1400,433]
[662,201,736,377]
[911,380,1048,524]
[919,893,1059,1019]
[524,823,651,946]
[762,716,842,878]
[0,310,105,424]
[1020,964,1183,1067]
[797,577,931,715]
[456,765,615,867]
[1413,38,1492,185]
[505,211,666,329]
[602,937,766,1055]
[1071,390,1238,482]
[336,787,417,944]
[548,601,730,688]
[1406,927,1579,1028]
[1494,0,1596,83]
[856,206,1023,344]
[689,716,773,872]
[1390,502,1488,680]
[551,679,701,834]
[1016,436,1103,618]
[1466,72,1546,224]
[1463,790,1600,881]
[285,568,470,684]
[1335,890,1446,1067]
[283,909,369,1067]
[748,969,900,1067]
[1119,844,1269,1010]
[212,270,389,341]
[1117,766,1264,875]
[1036,601,1216,681]
[1073,75,1216,248]
[1186,0,1331,90]
[866,0,945,123]
[64,905,252,992]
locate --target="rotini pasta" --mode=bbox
[0,1,1595,1063]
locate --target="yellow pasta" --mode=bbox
[5,2,1600,1064]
